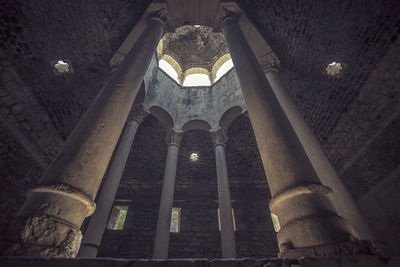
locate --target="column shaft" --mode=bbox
[153,131,181,259]
[215,145,237,258]
[7,17,164,257]
[222,16,355,257]
[265,70,374,240]
[78,120,139,258]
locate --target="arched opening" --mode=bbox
[182,119,211,132]
[183,74,211,87]
[215,59,233,82]
[159,59,179,83]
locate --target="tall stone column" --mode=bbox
[6,17,165,257]
[152,130,182,259]
[77,105,148,258]
[211,129,237,258]
[265,69,374,240]
[221,15,358,258]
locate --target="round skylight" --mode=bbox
[54,60,70,73]
[326,61,342,76]
[190,153,199,162]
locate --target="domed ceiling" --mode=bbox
[158,25,228,72]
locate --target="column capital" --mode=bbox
[165,130,182,147]
[147,3,174,33]
[211,128,228,147]
[128,104,148,125]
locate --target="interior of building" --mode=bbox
[0,0,399,266]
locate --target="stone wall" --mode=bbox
[144,57,246,130]
[97,115,166,258]
[0,123,43,239]
[97,115,278,258]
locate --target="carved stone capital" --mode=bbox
[147,3,174,33]
[211,129,228,146]
[165,130,182,147]
[128,104,148,125]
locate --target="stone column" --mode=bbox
[6,17,165,257]
[265,69,374,240]
[221,15,358,258]
[77,105,148,258]
[152,130,182,259]
[211,129,237,258]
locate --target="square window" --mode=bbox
[218,208,237,231]
[107,205,128,230]
[170,207,181,233]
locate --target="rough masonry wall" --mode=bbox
[226,115,278,257]
[0,0,150,138]
[97,115,166,258]
[169,129,220,258]
[0,123,43,239]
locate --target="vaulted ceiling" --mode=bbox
[0,0,399,251]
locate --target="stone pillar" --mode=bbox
[6,17,165,257]
[77,105,148,258]
[211,129,237,258]
[221,15,358,258]
[152,130,182,259]
[265,69,374,240]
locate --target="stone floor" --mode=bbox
[0,256,399,267]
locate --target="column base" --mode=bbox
[2,215,82,257]
[278,239,378,259]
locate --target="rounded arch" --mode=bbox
[219,106,243,131]
[184,67,209,76]
[159,54,183,83]
[182,119,211,132]
[149,106,174,131]
[211,53,232,82]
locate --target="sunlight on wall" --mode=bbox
[215,59,233,81]
[183,74,211,86]
[159,59,179,83]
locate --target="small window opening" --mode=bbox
[326,61,342,76]
[218,208,237,231]
[107,205,128,230]
[170,207,181,233]
[190,152,199,162]
[54,60,70,73]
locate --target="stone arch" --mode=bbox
[149,106,174,131]
[182,119,211,132]
[219,106,243,132]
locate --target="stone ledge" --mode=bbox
[0,256,399,267]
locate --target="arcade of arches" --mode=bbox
[0,0,399,266]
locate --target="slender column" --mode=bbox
[211,129,237,258]
[152,130,182,259]
[6,17,165,257]
[77,105,148,258]
[265,69,374,240]
[221,16,357,258]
